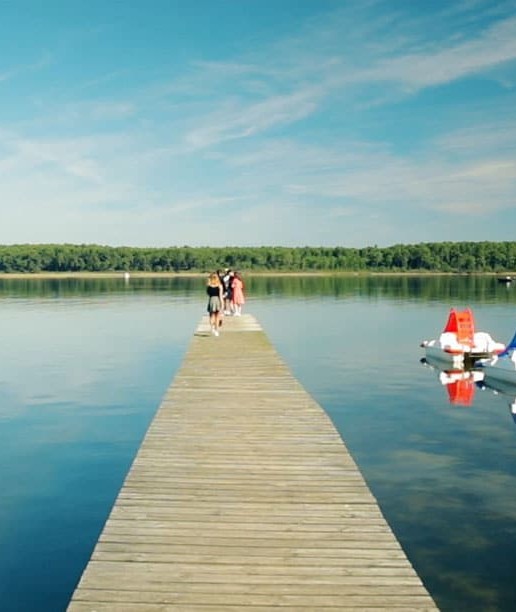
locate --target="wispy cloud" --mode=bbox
[0,52,53,85]
[0,70,14,83]
[436,120,516,154]
[152,9,516,157]
[184,87,322,149]
[368,16,516,88]
[219,121,516,219]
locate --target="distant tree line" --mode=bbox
[0,242,515,273]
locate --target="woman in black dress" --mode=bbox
[206,272,224,336]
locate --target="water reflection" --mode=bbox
[1,273,516,304]
[247,274,516,304]
[421,356,484,407]
[0,275,203,299]
[420,350,516,439]
[478,379,516,426]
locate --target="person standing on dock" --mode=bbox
[222,268,234,315]
[206,272,224,336]
[231,271,245,316]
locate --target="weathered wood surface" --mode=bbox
[68,314,437,611]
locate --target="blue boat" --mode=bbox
[477,330,516,387]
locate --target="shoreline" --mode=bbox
[0,271,514,280]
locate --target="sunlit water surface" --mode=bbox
[0,275,515,611]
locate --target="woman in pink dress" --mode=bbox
[231,272,245,316]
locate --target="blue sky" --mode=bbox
[1,0,515,247]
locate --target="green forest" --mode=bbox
[0,242,515,273]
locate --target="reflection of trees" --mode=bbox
[245,275,516,304]
[0,242,516,273]
[0,277,201,298]
[2,275,513,304]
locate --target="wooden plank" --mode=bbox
[68,314,437,611]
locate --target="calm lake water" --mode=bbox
[1,275,516,611]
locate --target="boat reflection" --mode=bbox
[422,355,516,425]
[476,378,516,424]
[420,355,484,406]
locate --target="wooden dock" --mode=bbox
[68,314,437,611]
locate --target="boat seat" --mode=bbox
[473,331,505,353]
[443,308,475,347]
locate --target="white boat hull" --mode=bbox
[423,344,493,369]
[424,345,464,368]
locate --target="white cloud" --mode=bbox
[368,16,516,88]
[0,52,53,85]
[453,160,516,181]
[159,195,243,215]
[184,87,322,149]
[0,130,109,185]
[74,101,137,121]
[436,120,516,154]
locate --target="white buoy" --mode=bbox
[124,272,130,282]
